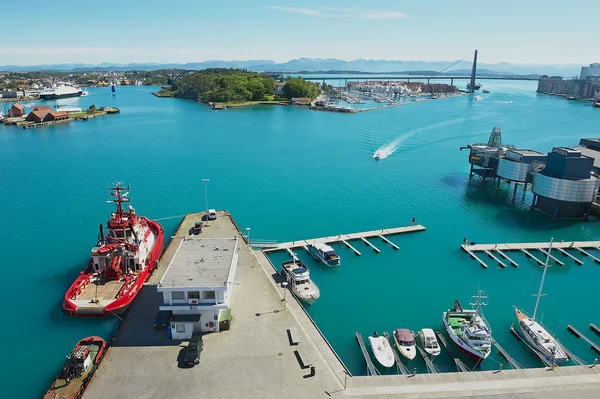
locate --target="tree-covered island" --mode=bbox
[155,68,321,106]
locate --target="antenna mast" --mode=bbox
[533,237,553,320]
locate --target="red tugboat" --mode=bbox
[62,183,164,316]
[44,336,107,399]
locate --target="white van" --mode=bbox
[208,209,217,220]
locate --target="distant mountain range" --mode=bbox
[0,58,584,77]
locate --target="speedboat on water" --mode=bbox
[418,328,441,357]
[62,183,164,316]
[308,242,340,266]
[373,151,383,159]
[393,328,416,360]
[280,258,320,305]
[474,95,482,101]
[368,331,395,368]
[482,89,490,94]
[513,238,569,365]
[442,291,492,362]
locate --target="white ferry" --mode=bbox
[40,82,83,99]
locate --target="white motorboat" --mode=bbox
[373,151,382,159]
[513,238,568,365]
[418,328,441,357]
[474,95,482,101]
[482,89,490,94]
[393,328,416,360]
[280,259,320,305]
[368,331,395,368]
[308,242,340,267]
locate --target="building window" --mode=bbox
[188,291,200,299]
[176,324,185,333]
[203,291,215,299]
[172,291,185,301]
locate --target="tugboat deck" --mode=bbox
[78,279,124,301]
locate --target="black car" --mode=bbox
[183,334,203,366]
[153,310,171,329]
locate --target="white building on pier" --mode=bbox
[158,237,238,339]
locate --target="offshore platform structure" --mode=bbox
[460,126,507,180]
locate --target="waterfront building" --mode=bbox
[580,63,600,80]
[531,147,600,219]
[496,149,547,201]
[8,103,24,117]
[158,237,238,339]
[537,73,600,100]
[290,97,310,105]
[461,126,507,179]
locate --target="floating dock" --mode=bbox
[262,224,426,253]
[460,240,600,268]
[383,331,410,375]
[435,330,470,372]
[491,336,522,369]
[567,325,600,355]
[591,323,600,337]
[356,332,379,376]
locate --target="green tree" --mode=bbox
[282,78,320,99]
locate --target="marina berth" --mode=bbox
[62,183,164,316]
[393,328,417,360]
[280,259,320,305]
[368,331,395,368]
[442,292,492,362]
[308,242,340,266]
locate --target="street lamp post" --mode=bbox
[246,227,251,246]
[281,282,288,310]
[202,178,210,226]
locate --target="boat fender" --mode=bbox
[209,321,214,328]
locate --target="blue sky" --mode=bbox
[1,0,598,65]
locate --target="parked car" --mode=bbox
[183,333,203,366]
[153,310,171,329]
[207,209,217,220]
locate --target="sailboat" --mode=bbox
[513,238,569,365]
[111,85,116,96]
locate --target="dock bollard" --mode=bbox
[310,366,316,376]
[413,368,417,375]
[593,358,598,368]
[498,364,503,372]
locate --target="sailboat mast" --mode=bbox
[533,238,553,320]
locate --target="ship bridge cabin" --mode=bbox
[158,237,238,339]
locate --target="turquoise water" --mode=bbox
[1,82,599,396]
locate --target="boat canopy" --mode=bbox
[394,329,414,344]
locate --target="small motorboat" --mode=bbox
[44,336,107,399]
[308,242,340,267]
[393,328,416,360]
[368,331,395,368]
[482,89,490,94]
[418,328,441,357]
[280,259,320,305]
[474,95,482,101]
[373,151,382,159]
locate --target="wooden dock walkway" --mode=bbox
[435,330,470,372]
[491,336,522,369]
[383,331,409,375]
[355,332,379,376]
[590,323,600,338]
[461,240,600,268]
[262,224,426,253]
[567,325,600,355]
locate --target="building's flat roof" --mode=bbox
[574,146,600,169]
[159,237,237,288]
[509,149,545,156]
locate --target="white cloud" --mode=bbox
[263,6,408,19]
[262,6,322,16]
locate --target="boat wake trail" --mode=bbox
[373,118,466,160]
